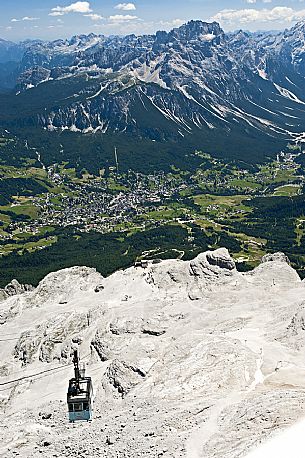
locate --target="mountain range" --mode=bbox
[1,20,305,170]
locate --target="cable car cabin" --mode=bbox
[67,376,93,422]
[67,350,93,422]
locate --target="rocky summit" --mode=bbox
[1,248,305,457]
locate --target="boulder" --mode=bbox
[190,248,236,278]
[103,359,144,397]
[3,279,33,297]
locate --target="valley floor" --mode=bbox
[1,145,305,287]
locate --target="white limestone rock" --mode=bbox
[0,279,33,303]
[1,248,305,458]
[30,266,104,306]
[103,359,145,397]
[261,252,290,264]
[247,254,300,285]
[189,247,236,278]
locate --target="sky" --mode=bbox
[1,0,305,41]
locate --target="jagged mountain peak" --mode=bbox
[168,19,224,42]
[289,20,305,33]
[70,33,98,43]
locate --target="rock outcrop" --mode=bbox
[261,252,290,264]
[0,279,33,302]
[1,249,305,458]
[189,247,236,278]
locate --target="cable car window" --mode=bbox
[74,403,82,411]
[68,404,74,412]
[83,402,89,411]
[68,384,77,396]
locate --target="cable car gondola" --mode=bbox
[67,350,93,422]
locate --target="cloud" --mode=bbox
[11,16,39,22]
[109,14,138,22]
[49,11,65,16]
[159,18,186,28]
[50,1,92,16]
[84,13,104,21]
[115,3,136,11]
[22,17,39,21]
[212,6,305,25]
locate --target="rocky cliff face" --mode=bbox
[0,38,25,64]
[1,248,305,457]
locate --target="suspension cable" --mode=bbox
[0,353,91,387]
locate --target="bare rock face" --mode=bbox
[262,252,290,264]
[189,248,236,278]
[0,279,33,302]
[142,319,166,336]
[92,315,167,366]
[1,267,104,326]
[103,359,145,397]
[108,316,167,337]
[0,290,7,302]
[2,248,305,458]
[30,266,104,306]
[13,329,42,366]
[206,249,236,270]
[249,253,300,285]
[148,260,189,292]
[91,330,113,362]
[14,311,89,365]
[150,248,237,296]
[277,302,305,350]
[203,389,305,458]
[109,317,142,335]
[5,279,33,295]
